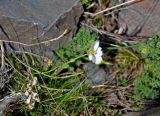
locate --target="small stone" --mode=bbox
[83,63,107,85]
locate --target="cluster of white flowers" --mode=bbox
[89,40,103,64]
[25,77,40,110]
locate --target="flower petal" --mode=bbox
[96,47,103,57]
[95,56,102,64]
[93,41,99,51]
[91,55,96,63]
[89,54,93,61]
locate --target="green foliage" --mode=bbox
[114,48,141,87]
[138,37,160,60]
[7,28,105,115]
[80,0,92,7]
[8,54,91,115]
[134,36,160,100]
[93,18,103,28]
[56,27,97,62]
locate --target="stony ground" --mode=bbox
[0,0,160,115]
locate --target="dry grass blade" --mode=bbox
[0,41,5,70]
[84,0,143,17]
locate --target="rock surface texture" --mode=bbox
[83,63,115,85]
[118,0,160,37]
[123,106,160,116]
[0,0,83,58]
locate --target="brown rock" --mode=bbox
[118,0,160,37]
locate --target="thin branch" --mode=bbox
[81,22,122,41]
[84,0,143,17]
[81,22,149,43]
[0,41,5,70]
[0,29,68,47]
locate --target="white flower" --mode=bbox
[89,40,103,64]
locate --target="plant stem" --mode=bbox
[65,54,88,64]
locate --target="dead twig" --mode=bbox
[0,29,68,47]
[81,22,122,41]
[0,41,5,70]
[84,0,143,17]
[81,22,149,44]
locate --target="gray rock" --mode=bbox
[83,63,113,85]
[0,92,27,116]
[0,0,83,58]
